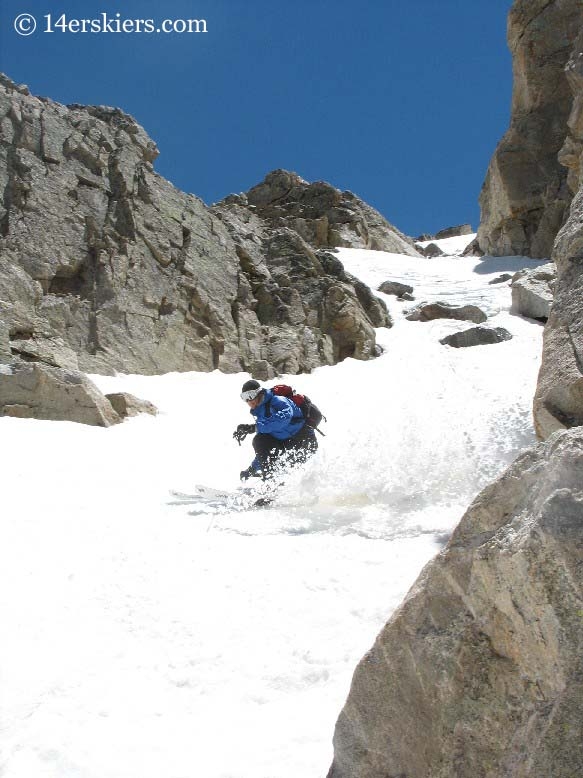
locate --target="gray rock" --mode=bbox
[557,29,583,196]
[0,74,240,376]
[533,220,583,438]
[533,33,583,440]
[511,262,556,321]
[0,75,390,379]
[406,302,487,323]
[0,362,120,425]
[105,392,157,419]
[377,280,414,299]
[435,224,473,239]
[211,208,392,375]
[477,0,583,258]
[420,242,445,258]
[328,426,583,778]
[488,273,513,285]
[0,318,10,363]
[222,169,421,256]
[440,326,513,348]
[461,237,484,257]
[415,232,433,242]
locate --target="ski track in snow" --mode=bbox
[0,240,549,778]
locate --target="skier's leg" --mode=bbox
[284,425,318,467]
[252,433,285,477]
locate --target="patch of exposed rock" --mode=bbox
[377,280,414,300]
[461,237,484,257]
[0,362,120,425]
[105,391,157,419]
[328,426,583,778]
[511,263,556,321]
[415,225,473,243]
[0,74,391,379]
[405,302,487,324]
[440,326,512,348]
[417,242,445,258]
[216,169,420,256]
[489,273,513,285]
[477,0,583,257]
[435,224,473,239]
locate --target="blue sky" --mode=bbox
[1,0,513,237]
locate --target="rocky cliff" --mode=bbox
[477,0,583,258]
[328,3,583,774]
[534,30,583,439]
[0,74,400,380]
[477,0,583,440]
[328,427,583,778]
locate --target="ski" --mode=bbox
[169,484,275,514]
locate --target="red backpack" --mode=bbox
[271,384,326,433]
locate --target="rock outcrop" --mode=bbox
[533,31,583,439]
[105,391,157,419]
[417,242,445,258]
[477,0,583,257]
[435,224,473,239]
[440,326,512,348]
[328,426,583,778]
[511,263,556,321]
[488,273,513,285]
[0,362,121,425]
[209,204,391,378]
[216,169,420,256]
[405,302,487,324]
[0,74,395,380]
[461,237,484,257]
[533,226,583,438]
[377,280,414,300]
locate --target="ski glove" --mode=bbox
[233,423,256,444]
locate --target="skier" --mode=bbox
[233,379,318,480]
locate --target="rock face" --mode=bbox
[511,263,556,321]
[210,201,391,378]
[477,0,583,257]
[217,169,420,256]
[0,362,120,425]
[533,232,583,437]
[328,426,583,778]
[0,74,394,380]
[406,302,487,324]
[435,224,473,239]
[533,31,583,439]
[440,326,513,348]
[0,74,242,376]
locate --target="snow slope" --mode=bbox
[0,245,549,778]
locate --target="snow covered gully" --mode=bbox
[0,238,549,778]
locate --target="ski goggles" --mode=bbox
[240,387,262,401]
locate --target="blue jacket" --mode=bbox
[251,389,305,440]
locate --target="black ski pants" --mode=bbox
[252,425,318,477]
